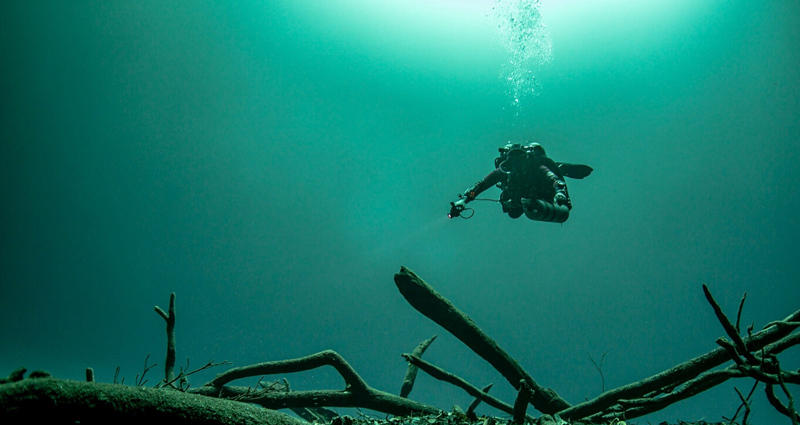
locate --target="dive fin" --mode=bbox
[557,163,593,179]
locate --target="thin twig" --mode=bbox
[736,292,747,334]
[136,354,157,387]
[703,284,758,364]
[727,381,758,425]
[733,386,751,425]
[778,367,799,425]
[589,351,608,393]
[161,360,230,389]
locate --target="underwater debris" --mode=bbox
[1,270,796,424]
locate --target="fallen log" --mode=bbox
[0,377,306,425]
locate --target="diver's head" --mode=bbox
[500,142,524,154]
[527,142,545,157]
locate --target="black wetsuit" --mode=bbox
[466,153,569,209]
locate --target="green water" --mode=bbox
[1,1,798,423]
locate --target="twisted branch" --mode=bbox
[196,350,440,417]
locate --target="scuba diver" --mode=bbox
[449,142,592,223]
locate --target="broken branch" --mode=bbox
[400,335,437,398]
[402,353,530,421]
[394,266,569,414]
[154,293,176,384]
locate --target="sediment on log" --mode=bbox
[0,377,306,425]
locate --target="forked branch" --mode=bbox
[194,350,440,417]
[154,293,177,384]
[394,266,569,414]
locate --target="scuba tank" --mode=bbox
[523,199,570,223]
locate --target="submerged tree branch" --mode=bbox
[154,293,177,385]
[467,384,494,420]
[558,306,800,420]
[197,350,440,417]
[394,266,570,414]
[401,353,531,421]
[400,335,437,398]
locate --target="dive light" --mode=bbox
[448,201,466,219]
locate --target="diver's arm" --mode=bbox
[539,159,571,209]
[538,158,566,188]
[462,168,504,202]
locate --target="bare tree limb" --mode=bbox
[765,331,800,355]
[400,335,437,398]
[394,266,569,414]
[401,353,531,421]
[161,361,230,389]
[736,292,747,334]
[778,373,799,425]
[154,293,176,384]
[703,284,758,364]
[467,384,493,420]
[512,380,532,425]
[196,350,440,417]
[733,386,751,425]
[206,350,368,392]
[577,287,800,422]
[764,321,800,329]
[135,354,157,387]
[587,367,744,422]
[726,381,757,425]
[766,383,799,424]
[589,351,608,393]
[558,307,800,420]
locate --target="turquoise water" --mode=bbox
[1,1,799,423]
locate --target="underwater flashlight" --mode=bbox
[448,201,466,219]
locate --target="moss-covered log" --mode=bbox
[0,377,307,425]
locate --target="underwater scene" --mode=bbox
[1,0,799,424]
